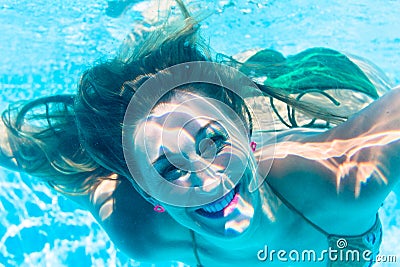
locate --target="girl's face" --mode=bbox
[132,91,260,238]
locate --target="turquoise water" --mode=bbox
[0,0,399,266]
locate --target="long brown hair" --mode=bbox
[74,1,251,179]
[2,95,109,194]
[2,0,390,196]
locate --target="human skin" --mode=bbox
[58,86,399,266]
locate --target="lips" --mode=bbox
[195,185,239,218]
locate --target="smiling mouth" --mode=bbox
[195,185,240,218]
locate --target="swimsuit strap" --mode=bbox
[267,182,331,236]
[268,182,381,239]
[190,229,204,267]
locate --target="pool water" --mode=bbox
[0,0,399,266]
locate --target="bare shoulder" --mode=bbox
[257,128,380,235]
[67,173,193,262]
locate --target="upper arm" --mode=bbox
[72,174,160,259]
[263,87,400,217]
[75,175,193,263]
[320,86,400,204]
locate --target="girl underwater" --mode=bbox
[1,1,399,266]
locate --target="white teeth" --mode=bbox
[201,190,235,213]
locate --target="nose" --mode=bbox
[189,165,219,187]
[186,160,236,195]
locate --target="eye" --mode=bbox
[154,156,188,182]
[210,134,227,153]
[196,121,229,158]
[161,164,187,181]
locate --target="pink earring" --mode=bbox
[250,141,257,152]
[154,205,165,213]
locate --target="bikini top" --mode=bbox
[190,184,382,267]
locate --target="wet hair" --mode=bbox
[2,0,391,196]
[74,0,390,178]
[74,2,253,178]
[1,95,109,194]
[219,48,391,129]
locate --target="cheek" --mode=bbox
[212,151,243,169]
[213,144,249,166]
[211,147,250,182]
